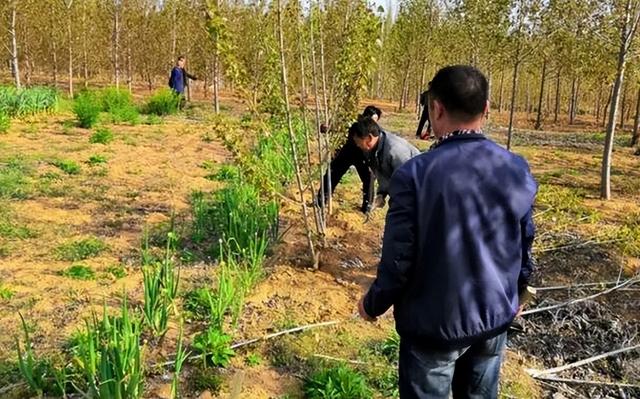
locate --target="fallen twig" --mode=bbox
[312,353,367,365]
[533,281,622,291]
[522,276,640,316]
[152,319,341,368]
[230,320,340,349]
[537,238,622,253]
[531,375,640,389]
[526,344,640,377]
[0,382,26,395]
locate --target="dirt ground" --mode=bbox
[1,95,639,398]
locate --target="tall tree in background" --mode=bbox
[601,0,640,200]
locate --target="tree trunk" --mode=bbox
[596,84,602,121]
[127,45,132,93]
[507,59,520,151]
[417,58,427,115]
[525,77,531,115]
[620,81,628,129]
[601,13,633,200]
[171,5,177,62]
[554,67,561,123]
[52,40,59,86]
[113,2,120,87]
[498,68,505,113]
[569,76,577,124]
[67,10,73,97]
[631,87,640,147]
[603,85,613,128]
[276,0,316,266]
[9,2,21,89]
[399,62,410,111]
[82,0,89,88]
[213,51,220,113]
[534,60,547,130]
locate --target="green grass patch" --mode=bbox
[105,264,127,279]
[60,264,96,280]
[0,86,58,117]
[89,127,114,144]
[73,91,101,128]
[0,113,10,133]
[87,154,107,165]
[143,88,180,116]
[0,157,34,199]
[535,184,599,224]
[144,114,164,125]
[303,364,372,399]
[51,159,81,175]
[0,285,14,300]
[55,237,107,261]
[100,87,140,125]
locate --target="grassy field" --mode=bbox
[0,90,639,398]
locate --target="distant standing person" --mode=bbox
[169,55,197,108]
[358,65,537,398]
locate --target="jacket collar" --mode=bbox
[372,130,387,163]
[430,130,486,150]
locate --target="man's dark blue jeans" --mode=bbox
[399,331,507,399]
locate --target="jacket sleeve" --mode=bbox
[185,70,198,81]
[168,68,177,88]
[364,168,416,317]
[519,207,535,295]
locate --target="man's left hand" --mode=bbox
[358,296,377,322]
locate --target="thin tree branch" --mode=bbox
[527,344,640,377]
[522,275,640,316]
[531,375,640,389]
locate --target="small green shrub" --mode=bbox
[0,285,14,300]
[144,114,164,125]
[0,113,10,133]
[0,157,33,199]
[51,159,81,175]
[106,264,127,279]
[55,237,107,261]
[87,154,107,165]
[0,86,58,117]
[144,88,180,116]
[189,367,223,394]
[89,128,114,144]
[245,353,263,367]
[183,287,215,320]
[100,87,139,125]
[61,264,95,280]
[212,165,241,182]
[73,91,101,128]
[192,326,235,368]
[304,364,372,399]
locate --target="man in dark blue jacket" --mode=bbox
[358,65,537,398]
[169,56,197,108]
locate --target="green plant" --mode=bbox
[73,298,144,398]
[303,364,372,399]
[0,86,58,117]
[51,159,81,175]
[380,330,400,364]
[100,87,139,125]
[89,127,114,144]
[0,285,14,300]
[73,91,101,128]
[87,154,108,165]
[189,367,223,393]
[144,88,180,116]
[245,353,263,367]
[171,324,190,399]
[0,157,33,199]
[144,114,164,125]
[16,314,46,396]
[192,326,235,368]
[142,233,180,337]
[61,264,95,280]
[0,112,10,133]
[183,287,215,321]
[212,164,241,182]
[106,264,127,279]
[55,237,107,261]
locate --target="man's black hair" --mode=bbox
[349,117,380,139]
[361,105,382,119]
[428,65,488,121]
[177,55,186,61]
